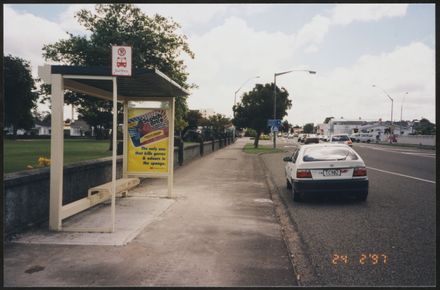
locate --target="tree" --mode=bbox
[207,113,231,135]
[4,55,38,136]
[323,117,334,124]
[42,4,195,143]
[233,83,291,148]
[413,118,435,135]
[303,123,314,133]
[281,120,291,133]
[185,110,205,130]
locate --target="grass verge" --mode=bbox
[4,139,112,173]
[243,143,285,154]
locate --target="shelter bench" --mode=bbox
[87,177,140,206]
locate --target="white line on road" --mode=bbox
[354,144,436,158]
[367,166,436,184]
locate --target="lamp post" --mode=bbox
[372,84,394,141]
[400,92,408,135]
[273,69,316,148]
[233,76,260,117]
[372,84,394,124]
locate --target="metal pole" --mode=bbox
[111,77,117,232]
[233,91,237,118]
[391,98,393,125]
[273,74,277,149]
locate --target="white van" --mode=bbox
[358,133,375,143]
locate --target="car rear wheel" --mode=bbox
[286,178,292,189]
[292,188,303,202]
[357,191,368,201]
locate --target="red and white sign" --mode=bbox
[112,46,132,76]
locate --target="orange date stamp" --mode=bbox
[332,253,388,265]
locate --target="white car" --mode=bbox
[283,143,369,202]
[329,134,353,147]
[358,133,375,143]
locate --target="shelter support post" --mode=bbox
[111,77,117,232]
[123,100,128,179]
[49,74,64,231]
[168,97,175,199]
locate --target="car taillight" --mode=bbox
[347,140,352,145]
[353,167,367,177]
[297,169,312,178]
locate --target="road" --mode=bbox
[261,137,436,286]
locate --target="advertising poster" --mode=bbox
[127,108,169,173]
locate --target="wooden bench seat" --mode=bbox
[87,177,140,205]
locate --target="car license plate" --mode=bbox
[323,169,341,176]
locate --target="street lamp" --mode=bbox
[400,91,408,135]
[372,84,394,124]
[273,69,316,148]
[233,76,260,117]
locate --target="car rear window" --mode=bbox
[331,135,349,141]
[303,147,359,162]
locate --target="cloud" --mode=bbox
[184,17,297,117]
[294,14,331,50]
[137,4,268,30]
[331,4,408,26]
[294,4,409,52]
[284,42,435,124]
[57,4,94,36]
[3,5,70,77]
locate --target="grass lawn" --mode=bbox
[243,143,285,154]
[4,139,112,173]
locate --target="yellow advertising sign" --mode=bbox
[127,108,169,173]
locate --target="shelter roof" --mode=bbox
[45,65,189,100]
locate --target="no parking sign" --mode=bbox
[112,45,132,76]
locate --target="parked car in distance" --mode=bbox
[358,133,375,143]
[349,133,360,142]
[329,134,353,147]
[304,134,320,144]
[298,134,307,143]
[319,135,329,142]
[287,133,294,139]
[293,133,299,137]
[283,143,369,202]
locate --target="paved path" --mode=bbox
[4,138,296,287]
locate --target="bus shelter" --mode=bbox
[38,65,188,233]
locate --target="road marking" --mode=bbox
[355,144,436,158]
[367,166,436,184]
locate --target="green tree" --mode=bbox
[207,113,231,135]
[281,120,291,133]
[413,118,435,135]
[233,83,291,148]
[185,110,205,130]
[4,55,38,136]
[303,123,314,133]
[323,117,334,124]
[42,4,195,142]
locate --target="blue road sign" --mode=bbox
[267,119,282,127]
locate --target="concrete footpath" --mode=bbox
[3,138,296,287]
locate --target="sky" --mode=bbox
[3,3,436,126]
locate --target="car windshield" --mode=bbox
[303,147,358,162]
[331,135,349,141]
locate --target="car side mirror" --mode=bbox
[283,156,293,162]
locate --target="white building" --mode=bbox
[70,119,91,136]
[198,108,216,119]
[34,120,51,135]
[328,118,370,135]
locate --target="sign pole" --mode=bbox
[168,98,175,199]
[111,77,117,232]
